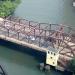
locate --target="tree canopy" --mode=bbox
[0,0,20,18]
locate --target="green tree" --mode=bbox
[0,0,20,18]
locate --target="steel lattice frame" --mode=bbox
[0,16,75,68]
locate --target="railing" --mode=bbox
[0,16,75,50]
[0,16,75,69]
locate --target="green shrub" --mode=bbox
[0,0,20,18]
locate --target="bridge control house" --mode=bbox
[46,47,60,67]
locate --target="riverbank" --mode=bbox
[0,0,20,18]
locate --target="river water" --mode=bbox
[14,0,75,27]
[0,0,74,75]
[0,40,63,75]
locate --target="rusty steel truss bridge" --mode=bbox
[0,16,75,70]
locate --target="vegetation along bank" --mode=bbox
[0,0,20,18]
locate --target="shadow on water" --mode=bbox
[0,39,73,75]
[0,39,46,75]
[0,39,46,63]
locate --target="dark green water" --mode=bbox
[14,0,75,26]
[0,40,63,75]
[0,40,62,75]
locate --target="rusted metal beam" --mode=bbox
[0,17,75,56]
[17,32,20,40]
[7,29,9,37]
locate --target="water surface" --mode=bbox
[0,40,62,75]
[14,0,75,26]
[1,0,74,74]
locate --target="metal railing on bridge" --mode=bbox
[0,16,75,69]
[0,16,75,50]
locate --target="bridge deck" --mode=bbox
[0,17,75,71]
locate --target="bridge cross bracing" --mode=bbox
[0,16,75,69]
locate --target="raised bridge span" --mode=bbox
[0,16,75,70]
